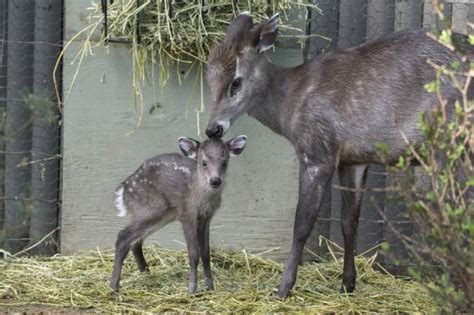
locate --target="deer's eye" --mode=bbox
[221,161,227,168]
[201,160,207,167]
[229,77,242,97]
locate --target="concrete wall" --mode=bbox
[61,1,310,260]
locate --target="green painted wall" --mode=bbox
[61,1,312,260]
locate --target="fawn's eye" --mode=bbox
[221,161,227,168]
[229,77,242,97]
[201,160,207,167]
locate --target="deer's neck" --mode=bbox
[189,175,222,215]
[247,60,297,137]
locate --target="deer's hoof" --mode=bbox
[204,277,214,291]
[276,287,291,299]
[109,282,119,294]
[339,284,355,294]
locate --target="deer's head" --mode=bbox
[178,135,247,189]
[205,12,279,138]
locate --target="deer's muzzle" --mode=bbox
[206,125,224,138]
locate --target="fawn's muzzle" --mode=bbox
[209,177,222,188]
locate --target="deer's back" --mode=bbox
[118,154,196,217]
[288,29,471,164]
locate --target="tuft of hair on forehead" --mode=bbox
[199,138,229,159]
[207,41,238,81]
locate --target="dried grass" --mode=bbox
[0,242,437,313]
[57,1,323,134]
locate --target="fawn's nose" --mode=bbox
[209,177,222,188]
[206,125,223,138]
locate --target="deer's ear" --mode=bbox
[225,12,253,43]
[178,137,200,160]
[226,135,247,157]
[256,13,279,53]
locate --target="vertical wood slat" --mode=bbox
[422,0,437,28]
[470,3,474,25]
[305,0,340,59]
[452,2,469,33]
[395,0,423,31]
[0,0,7,249]
[4,0,35,253]
[337,0,368,49]
[29,0,63,256]
[422,1,469,31]
[366,0,395,41]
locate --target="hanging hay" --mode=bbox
[0,244,437,312]
[58,1,323,132]
[101,0,321,63]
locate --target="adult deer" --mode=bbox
[205,12,471,297]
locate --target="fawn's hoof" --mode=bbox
[109,286,120,297]
[188,283,197,294]
[138,266,150,273]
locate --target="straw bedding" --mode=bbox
[1,245,436,312]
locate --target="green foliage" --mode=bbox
[390,24,473,312]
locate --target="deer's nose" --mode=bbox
[209,177,222,188]
[206,125,223,138]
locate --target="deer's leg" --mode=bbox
[198,216,214,290]
[338,164,369,293]
[277,160,335,298]
[131,239,149,273]
[110,223,147,292]
[181,216,200,293]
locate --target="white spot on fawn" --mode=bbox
[178,166,191,175]
[114,186,127,217]
[173,162,191,175]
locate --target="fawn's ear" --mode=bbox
[255,13,279,53]
[178,137,200,160]
[226,135,247,157]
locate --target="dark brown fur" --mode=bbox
[205,13,472,298]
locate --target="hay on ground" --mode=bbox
[0,245,437,312]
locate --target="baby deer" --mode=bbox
[110,135,247,293]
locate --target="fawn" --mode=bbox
[110,135,247,293]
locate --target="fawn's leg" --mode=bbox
[110,223,147,292]
[131,239,149,272]
[181,215,200,293]
[198,216,213,290]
